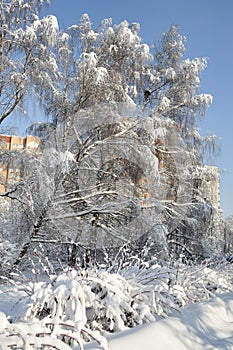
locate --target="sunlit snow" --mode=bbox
[85,293,233,350]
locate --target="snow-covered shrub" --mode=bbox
[1,249,233,348]
[0,241,17,275]
[115,255,233,315]
[0,311,107,350]
[25,268,156,333]
[163,258,233,307]
[23,255,233,333]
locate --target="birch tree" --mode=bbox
[0,13,220,266]
[2,105,169,267]
[38,14,152,126]
[0,0,59,125]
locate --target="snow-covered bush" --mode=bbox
[1,249,233,349]
[21,255,233,329]
[25,268,156,333]
[0,312,107,350]
[0,241,17,275]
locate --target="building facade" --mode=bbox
[0,134,40,192]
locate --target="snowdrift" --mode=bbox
[85,293,233,350]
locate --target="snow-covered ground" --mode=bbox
[0,262,232,349]
[85,293,233,350]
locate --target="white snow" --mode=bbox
[158,96,170,112]
[85,293,233,350]
[41,15,59,46]
[0,273,233,349]
[26,141,39,149]
[95,67,108,85]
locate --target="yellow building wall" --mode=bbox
[0,134,40,192]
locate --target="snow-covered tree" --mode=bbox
[2,105,168,267]
[2,107,219,266]
[0,0,59,125]
[224,214,233,254]
[141,27,216,200]
[0,13,222,266]
[38,14,152,127]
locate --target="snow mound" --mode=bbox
[85,293,233,350]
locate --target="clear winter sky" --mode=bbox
[21,0,233,216]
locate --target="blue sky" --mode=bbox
[7,0,233,216]
[47,0,233,216]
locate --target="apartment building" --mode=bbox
[0,127,221,214]
[199,165,221,210]
[0,134,40,192]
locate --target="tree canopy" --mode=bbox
[0,1,223,268]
